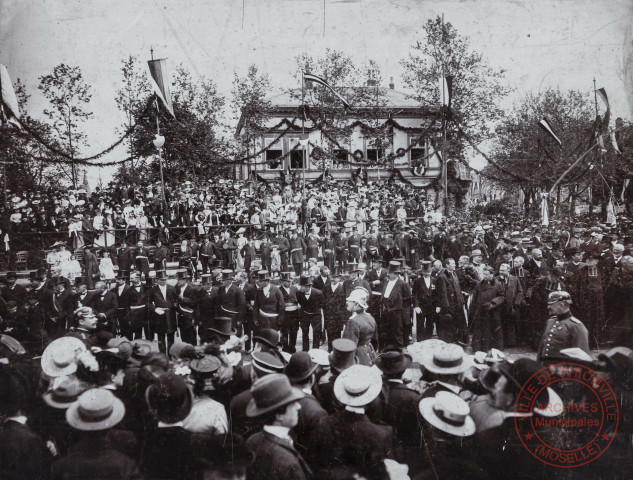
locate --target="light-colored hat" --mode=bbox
[421,343,470,375]
[42,376,87,409]
[41,337,86,377]
[419,391,476,437]
[334,364,383,407]
[66,388,125,431]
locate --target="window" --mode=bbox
[410,137,427,167]
[366,148,384,168]
[290,150,305,169]
[265,149,283,170]
[333,149,348,169]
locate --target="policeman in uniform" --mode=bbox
[537,291,590,362]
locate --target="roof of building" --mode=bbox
[267,88,421,109]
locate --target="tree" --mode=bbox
[401,16,509,158]
[124,64,231,185]
[113,55,151,185]
[291,50,389,169]
[486,88,627,217]
[38,64,93,187]
[232,64,272,160]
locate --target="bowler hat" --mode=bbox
[253,328,281,349]
[328,338,358,373]
[146,371,194,423]
[245,373,304,418]
[375,349,412,375]
[285,352,318,384]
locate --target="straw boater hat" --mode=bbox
[421,343,471,375]
[245,373,304,418]
[42,376,87,409]
[41,337,87,377]
[333,364,383,407]
[419,391,476,437]
[66,388,126,431]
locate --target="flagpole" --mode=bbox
[440,14,449,217]
[301,70,306,200]
[150,47,167,208]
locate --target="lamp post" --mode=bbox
[153,134,166,203]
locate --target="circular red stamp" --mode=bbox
[514,362,619,468]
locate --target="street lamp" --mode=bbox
[153,134,166,203]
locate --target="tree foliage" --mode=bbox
[291,50,390,168]
[232,64,272,153]
[401,16,509,159]
[38,64,93,187]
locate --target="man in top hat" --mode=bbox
[323,267,348,352]
[378,261,409,349]
[174,269,201,345]
[310,365,392,479]
[316,338,358,414]
[296,275,324,352]
[148,270,178,354]
[435,258,468,344]
[537,291,590,361]
[413,260,440,341]
[346,262,372,295]
[45,276,74,339]
[218,269,246,333]
[51,388,140,479]
[127,271,149,341]
[244,374,311,480]
[311,265,330,292]
[117,240,135,274]
[254,270,285,330]
[279,271,300,353]
[112,270,132,339]
[153,238,169,271]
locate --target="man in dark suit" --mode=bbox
[497,262,524,347]
[435,258,468,344]
[245,374,312,480]
[311,266,330,292]
[148,270,178,353]
[2,271,28,308]
[134,241,151,279]
[375,350,422,468]
[413,261,439,341]
[379,261,409,349]
[175,269,201,345]
[296,276,324,351]
[127,272,149,340]
[254,270,285,330]
[117,240,135,273]
[218,269,247,332]
[284,352,327,471]
[112,271,131,339]
[44,277,74,338]
[84,281,119,333]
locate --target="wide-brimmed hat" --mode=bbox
[0,334,26,358]
[246,373,304,418]
[308,348,330,369]
[41,337,87,377]
[207,317,237,337]
[66,388,126,431]
[333,364,383,407]
[498,358,563,418]
[285,352,318,384]
[421,343,470,375]
[419,391,476,437]
[328,339,358,373]
[253,328,281,349]
[375,349,412,375]
[43,376,87,409]
[146,371,194,423]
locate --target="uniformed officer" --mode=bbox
[537,291,590,362]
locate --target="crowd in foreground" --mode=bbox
[0,178,632,479]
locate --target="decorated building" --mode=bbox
[235,80,464,200]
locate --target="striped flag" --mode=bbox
[538,117,562,146]
[303,72,350,109]
[610,130,621,154]
[540,193,549,227]
[607,196,616,226]
[596,88,609,111]
[439,73,453,107]
[148,59,175,117]
[0,64,21,128]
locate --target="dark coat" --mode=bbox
[148,284,177,334]
[296,288,323,316]
[382,380,423,462]
[246,430,313,480]
[84,291,119,325]
[51,434,140,480]
[0,419,53,480]
[293,393,327,458]
[435,269,467,342]
[469,279,505,352]
[310,409,392,479]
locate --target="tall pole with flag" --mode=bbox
[0,64,21,209]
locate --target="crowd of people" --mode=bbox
[0,177,633,479]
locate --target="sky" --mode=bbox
[1,0,632,186]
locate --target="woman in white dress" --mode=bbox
[61,254,82,283]
[99,250,116,282]
[235,228,247,269]
[93,210,106,248]
[68,215,84,250]
[137,210,149,242]
[103,209,115,248]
